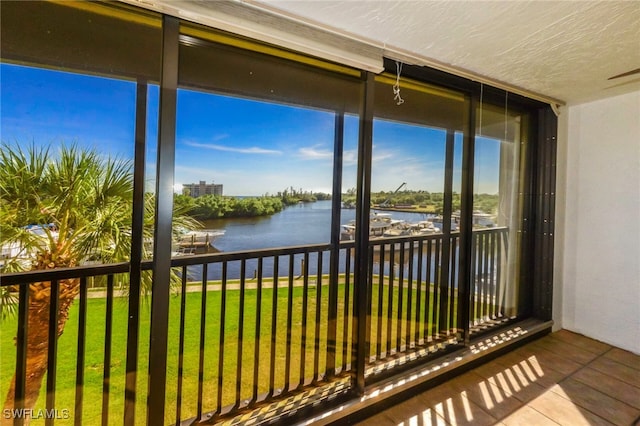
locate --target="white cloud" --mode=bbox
[343,149,358,165]
[185,141,282,155]
[298,145,333,160]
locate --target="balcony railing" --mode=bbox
[0,227,509,425]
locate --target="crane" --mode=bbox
[379,182,407,207]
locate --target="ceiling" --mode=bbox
[252,0,640,105]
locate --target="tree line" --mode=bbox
[175,187,333,220]
[343,189,499,215]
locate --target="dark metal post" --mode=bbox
[14,283,28,426]
[457,95,477,346]
[147,15,179,426]
[532,107,557,320]
[45,280,60,426]
[351,72,374,394]
[74,279,88,426]
[438,130,455,337]
[124,79,147,426]
[326,112,345,378]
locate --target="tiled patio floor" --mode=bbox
[355,330,640,426]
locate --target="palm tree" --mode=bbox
[0,143,199,417]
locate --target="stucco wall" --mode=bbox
[555,90,640,354]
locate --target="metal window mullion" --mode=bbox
[438,130,455,338]
[457,95,477,346]
[326,112,344,379]
[351,71,374,394]
[147,15,179,426]
[124,78,147,426]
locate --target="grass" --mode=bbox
[0,278,450,425]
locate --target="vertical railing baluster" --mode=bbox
[284,255,294,391]
[299,252,309,386]
[199,264,209,418]
[477,232,484,323]
[476,232,482,325]
[449,236,458,333]
[431,239,441,341]
[406,239,415,349]
[45,279,59,426]
[396,243,405,353]
[376,244,385,360]
[386,243,395,355]
[175,267,187,425]
[252,258,263,404]
[101,275,114,426]
[341,248,351,373]
[424,239,433,343]
[489,230,498,319]
[268,256,278,396]
[13,282,28,426]
[470,232,478,326]
[415,240,424,345]
[497,230,505,316]
[74,277,87,426]
[216,263,226,412]
[236,260,246,407]
[326,240,339,379]
[483,231,491,322]
[365,247,374,362]
[482,232,489,322]
[313,252,322,382]
[14,282,29,426]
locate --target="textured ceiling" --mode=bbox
[255,0,640,105]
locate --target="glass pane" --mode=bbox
[0,2,161,269]
[0,2,161,424]
[367,75,467,368]
[472,102,526,328]
[174,89,337,251]
[172,30,362,421]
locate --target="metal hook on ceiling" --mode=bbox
[393,61,404,106]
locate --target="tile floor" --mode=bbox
[355,330,640,426]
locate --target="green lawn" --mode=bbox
[0,278,448,425]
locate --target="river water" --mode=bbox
[202,200,434,252]
[190,200,442,282]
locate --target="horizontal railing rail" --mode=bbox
[0,262,132,286]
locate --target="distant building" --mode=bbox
[183,180,223,198]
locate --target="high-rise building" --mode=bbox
[182,180,223,197]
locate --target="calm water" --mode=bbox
[202,200,434,252]
[188,201,441,281]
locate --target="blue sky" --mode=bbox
[1,63,501,195]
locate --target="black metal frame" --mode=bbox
[352,71,375,395]
[147,15,180,425]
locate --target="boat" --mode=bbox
[340,212,443,242]
[450,211,495,228]
[340,212,405,241]
[174,228,225,254]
